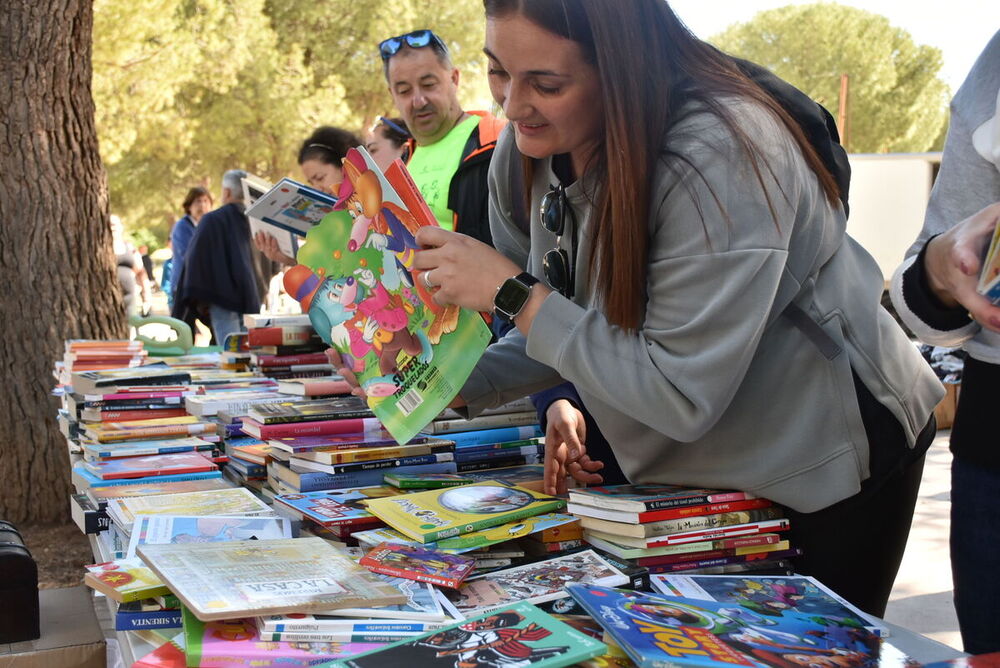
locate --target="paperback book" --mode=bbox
[294,439,451,466]
[325,601,607,668]
[107,487,275,532]
[364,481,566,543]
[137,537,407,621]
[81,436,215,461]
[125,514,294,558]
[326,575,448,621]
[248,396,374,424]
[86,478,232,507]
[584,519,790,549]
[583,532,789,561]
[977,218,1000,303]
[383,472,474,489]
[577,506,786,539]
[360,543,476,589]
[268,432,419,454]
[273,486,406,528]
[568,485,757,513]
[567,498,775,525]
[83,451,218,480]
[244,176,338,238]
[284,146,491,444]
[84,558,171,602]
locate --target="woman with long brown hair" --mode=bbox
[400,0,941,616]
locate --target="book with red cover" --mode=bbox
[246,325,315,346]
[268,432,427,454]
[83,407,188,423]
[247,396,373,424]
[360,542,476,589]
[241,416,382,439]
[277,376,353,396]
[568,484,755,512]
[83,451,218,480]
[567,497,774,524]
[253,351,330,367]
[584,518,790,549]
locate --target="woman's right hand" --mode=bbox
[325,348,365,398]
[543,399,604,496]
[254,231,297,267]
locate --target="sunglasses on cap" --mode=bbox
[540,184,576,298]
[378,30,450,61]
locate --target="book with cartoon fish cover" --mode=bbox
[326,601,607,668]
[362,480,565,543]
[567,584,894,668]
[282,147,491,445]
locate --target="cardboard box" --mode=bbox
[0,586,105,667]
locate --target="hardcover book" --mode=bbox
[568,485,756,513]
[649,574,888,638]
[295,439,451,466]
[107,487,274,532]
[247,325,317,347]
[325,601,607,668]
[360,543,476,589]
[115,599,182,632]
[363,480,566,543]
[137,537,407,621]
[567,584,889,668]
[83,451,218,480]
[248,396,374,424]
[273,486,406,528]
[182,607,383,666]
[84,558,171,602]
[583,532,789,561]
[442,550,630,616]
[284,147,491,445]
[125,514,294,558]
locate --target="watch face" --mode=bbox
[494,277,532,320]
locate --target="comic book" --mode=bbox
[352,513,581,554]
[84,558,172,603]
[272,485,406,528]
[649,574,889,638]
[442,550,630,617]
[283,147,491,445]
[567,584,896,668]
[363,481,566,543]
[137,537,407,621]
[360,543,476,589]
[326,601,607,668]
[125,514,293,558]
[568,485,757,513]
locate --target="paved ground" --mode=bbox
[885,430,963,651]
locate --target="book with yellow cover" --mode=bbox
[84,558,171,602]
[137,537,407,621]
[364,480,565,543]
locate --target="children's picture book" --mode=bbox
[325,601,607,668]
[243,172,300,260]
[384,472,474,489]
[137,537,407,621]
[245,176,338,238]
[442,550,630,616]
[84,558,172,602]
[364,481,566,543]
[567,584,891,668]
[326,575,447,621]
[977,218,1000,303]
[649,574,889,638]
[182,607,384,667]
[125,514,294,558]
[83,451,218,480]
[107,487,275,532]
[353,513,581,554]
[360,543,476,589]
[568,485,756,513]
[282,146,491,444]
[273,485,405,528]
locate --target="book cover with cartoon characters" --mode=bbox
[360,542,476,589]
[282,148,491,445]
[567,584,894,668]
[327,601,607,668]
[362,481,566,543]
[273,485,405,528]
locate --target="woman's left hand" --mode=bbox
[413,227,523,311]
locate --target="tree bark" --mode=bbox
[0,0,126,522]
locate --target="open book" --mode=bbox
[244,174,338,259]
[282,147,491,444]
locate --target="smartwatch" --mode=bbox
[493,272,540,323]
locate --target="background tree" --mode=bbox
[711,3,950,154]
[0,0,126,522]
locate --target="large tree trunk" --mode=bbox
[0,0,126,522]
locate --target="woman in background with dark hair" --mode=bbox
[365,116,410,172]
[255,126,363,266]
[168,186,212,311]
[405,0,942,616]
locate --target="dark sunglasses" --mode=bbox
[540,185,576,298]
[378,30,450,61]
[378,116,409,137]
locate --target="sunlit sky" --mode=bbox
[669,1,1000,92]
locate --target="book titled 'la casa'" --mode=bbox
[363,480,566,543]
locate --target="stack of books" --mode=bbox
[242,313,336,380]
[61,339,148,373]
[568,484,798,575]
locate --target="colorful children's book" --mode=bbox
[352,513,581,554]
[649,574,889,638]
[568,485,757,513]
[83,451,218,480]
[383,472,474,489]
[360,543,476,589]
[364,480,566,543]
[125,514,294,558]
[182,607,383,667]
[273,486,405,528]
[567,584,888,668]
[325,601,607,668]
[442,550,630,616]
[283,146,491,444]
[244,176,338,237]
[84,558,172,602]
[137,537,407,621]
[107,487,274,533]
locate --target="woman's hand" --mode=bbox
[413,227,524,311]
[924,202,1000,331]
[325,348,366,398]
[254,231,296,267]
[543,399,604,496]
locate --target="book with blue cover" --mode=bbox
[325,601,607,668]
[567,584,888,668]
[273,486,405,528]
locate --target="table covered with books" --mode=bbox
[57,323,968,667]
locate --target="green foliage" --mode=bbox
[711,3,950,154]
[93,0,490,247]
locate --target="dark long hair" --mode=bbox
[483,0,840,332]
[298,126,363,167]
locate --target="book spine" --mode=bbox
[255,407,374,425]
[315,444,432,464]
[85,408,188,422]
[644,519,790,547]
[430,412,539,434]
[255,352,330,366]
[424,498,566,542]
[96,463,217,481]
[288,380,353,396]
[295,462,457,492]
[456,455,540,472]
[259,631,416,643]
[446,426,544,447]
[454,445,543,463]
[114,609,182,631]
[265,620,434,634]
[247,417,381,438]
[91,423,215,443]
[305,453,453,475]
[246,326,314,346]
[635,497,774,523]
